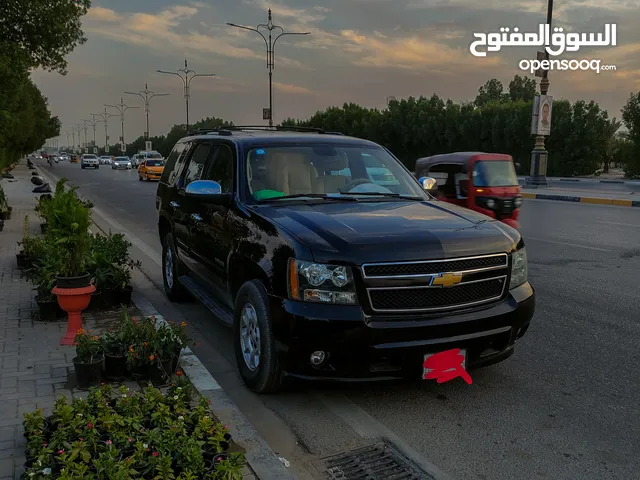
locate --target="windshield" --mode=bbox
[246,145,425,201]
[145,159,164,167]
[84,155,97,159]
[115,157,129,162]
[472,160,518,187]
[145,152,163,159]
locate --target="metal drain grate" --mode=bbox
[323,443,429,479]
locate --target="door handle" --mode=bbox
[191,213,202,222]
[169,201,179,208]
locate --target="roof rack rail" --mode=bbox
[187,125,346,136]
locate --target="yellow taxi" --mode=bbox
[138,158,165,181]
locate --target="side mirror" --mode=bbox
[514,162,521,175]
[185,180,231,205]
[418,176,439,196]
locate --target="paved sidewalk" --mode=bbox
[0,163,75,479]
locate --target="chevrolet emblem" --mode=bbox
[431,272,463,288]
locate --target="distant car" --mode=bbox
[138,158,165,181]
[51,155,59,163]
[99,155,112,165]
[131,153,145,168]
[80,154,99,169]
[112,156,132,170]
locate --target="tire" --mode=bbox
[138,175,142,181]
[234,280,283,393]
[161,233,188,301]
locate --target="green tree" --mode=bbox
[508,75,537,102]
[474,79,505,107]
[621,92,640,177]
[0,0,92,74]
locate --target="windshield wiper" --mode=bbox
[338,192,424,200]
[260,193,359,202]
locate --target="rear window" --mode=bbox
[145,152,163,159]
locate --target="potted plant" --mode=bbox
[101,316,128,380]
[35,194,52,233]
[16,215,30,268]
[24,240,64,321]
[73,328,103,389]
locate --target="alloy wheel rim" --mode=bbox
[165,246,174,289]
[240,303,261,371]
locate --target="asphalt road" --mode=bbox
[40,161,640,480]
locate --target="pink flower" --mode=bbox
[106,440,112,445]
[87,422,93,429]
[152,451,159,457]
[79,437,83,442]
[224,425,229,429]
[57,449,64,455]
[43,442,48,447]
[128,437,133,443]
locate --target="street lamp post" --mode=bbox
[527,0,554,187]
[125,84,169,139]
[105,98,139,153]
[156,59,215,131]
[82,118,99,150]
[81,120,90,152]
[92,108,115,153]
[227,9,310,126]
[65,130,71,150]
[75,124,84,151]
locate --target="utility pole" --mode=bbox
[228,10,310,126]
[156,59,215,131]
[125,84,169,139]
[81,120,90,152]
[105,98,139,153]
[527,0,554,187]
[65,130,71,150]
[92,108,115,153]
[82,118,99,150]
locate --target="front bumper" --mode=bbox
[113,164,131,169]
[270,282,535,381]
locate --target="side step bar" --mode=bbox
[178,275,234,327]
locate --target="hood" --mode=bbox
[256,199,520,264]
[145,165,164,171]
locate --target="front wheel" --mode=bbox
[234,280,283,393]
[138,175,142,181]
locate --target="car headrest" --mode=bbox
[316,154,348,173]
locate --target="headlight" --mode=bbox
[514,196,523,208]
[485,199,496,208]
[287,258,357,305]
[509,247,528,289]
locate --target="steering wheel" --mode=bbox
[340,178,373,192]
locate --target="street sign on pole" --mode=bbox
[145,141,152,150]
[120,143,126,153]
[84,147,88,153]
[263,108,271,120]
[93,147,98,154]
[105,145,110,153]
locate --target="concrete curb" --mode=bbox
[517,176,639,184]
[33,162,295,480]
[522,192,640,207]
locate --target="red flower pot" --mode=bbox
[53,284,96,345]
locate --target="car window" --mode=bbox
[182,142,214,188]
[245,144,426,200]
[161,142,187,185]
[204,144,234,193]
[472,160,518,187]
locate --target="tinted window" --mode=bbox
[145,152,163,159]
[161,143,185,185]
[182,142,213,188]
[472,161,518,187]
[205,144,234,193]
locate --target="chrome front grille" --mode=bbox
[362,254,509,313]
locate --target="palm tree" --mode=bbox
[603,118,622,173]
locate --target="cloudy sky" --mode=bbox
[33,0,639,146]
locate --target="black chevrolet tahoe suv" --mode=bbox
[156,126,535,393]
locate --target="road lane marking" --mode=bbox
[596,221,640,228]
[316,394,453,480]
[524,236,612,252]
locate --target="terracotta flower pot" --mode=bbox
[53,283,96,345]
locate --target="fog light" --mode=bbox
[310,351,326,365]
